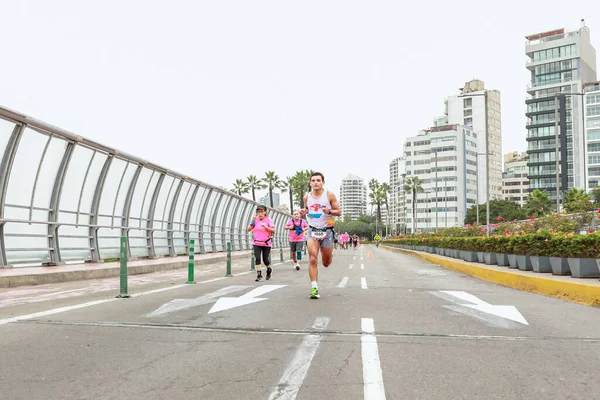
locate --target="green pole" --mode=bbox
[279,239,284,262]
[187,239,196,284]
[226,241,233,277]
[118,236,130,298]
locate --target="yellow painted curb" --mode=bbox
[383,245,600,307]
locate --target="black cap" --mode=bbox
[256,205,267,211]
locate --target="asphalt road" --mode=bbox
[1,246,599,400]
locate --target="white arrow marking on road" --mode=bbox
[349,264,354,269]
[208,285,286,314]
[439,291,528,325]
[147,285,250,317]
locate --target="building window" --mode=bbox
[463,98,472,108]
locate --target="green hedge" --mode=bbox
[383,232,600,258]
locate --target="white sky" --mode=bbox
[1,1,599,206]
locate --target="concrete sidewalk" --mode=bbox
[0,250,253,288]
[383,245,600,306]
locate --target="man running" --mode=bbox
[352,234,359,249]
[299,172,341,299]
[247,205,275,282]
[285,210,308,271]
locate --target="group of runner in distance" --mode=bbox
[247,172,358,299]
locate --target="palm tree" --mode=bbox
[246,175,266,202]
[286,176,296,212]
[263,171,285,208]
[292,170,313,208]
[563,188,593,213]
[368,179,379,215]
[404,177,424,234]
[231,179,249,197]
[380,181,390,235]
[525,189,552,217]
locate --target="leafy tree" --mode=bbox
[231,179,249,196]
[563,188,593,213]
[464,199,527,225]
[292,170,314,208]
[285,176,295,212]
[590,186,600,207]
[525,189,553,217]
[403,177,423,233]
[263,171,286,208]
[246,175,266,202]
[380,182,390,233]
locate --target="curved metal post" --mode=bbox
[167,179,184,257]
[121,165,142,259]
[0,123,24,267]
[183,185,199,255]
[146,173,165,258]
[236,201,251,250]
[210,192,225,252]
[229,198,243,251]
[196,189,213,253]
[88,155,113,262]
[220,196,235,251]
[47,141,75,266]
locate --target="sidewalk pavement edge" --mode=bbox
[382,245,600,307]
[0,253,252,289]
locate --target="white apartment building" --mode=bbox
[445,79,503,203]
[404,124,478,233]
[388,157,407,233]
[340,174,367,221]
[502,152,529,207]
[585,81,600,190]
[525,23,597,199]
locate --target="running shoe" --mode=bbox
[310,287,320,299]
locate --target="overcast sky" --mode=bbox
[1,1,599,206]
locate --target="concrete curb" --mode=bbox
[0,253,252,289]
[383,245,600,307]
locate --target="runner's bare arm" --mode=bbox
[326,192,341,217]
[299,194,309,216]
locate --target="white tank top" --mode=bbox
[306,190,335,229]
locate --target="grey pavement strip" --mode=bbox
[16,320,600,342]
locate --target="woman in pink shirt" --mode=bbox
[285,210,308,271]
[247,205,275,282]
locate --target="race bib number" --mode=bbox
[311,230,327,240]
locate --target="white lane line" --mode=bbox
[269,317,330,400]
[361,318,386,399]
[0,298,116,326]
[361,277,368,289]
[353,256,356,260]
[361,263,365,270]
[337,277,349,288]
[361,257,364,260]
[349,264,354,270]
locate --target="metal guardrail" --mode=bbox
[0,106,290,267]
